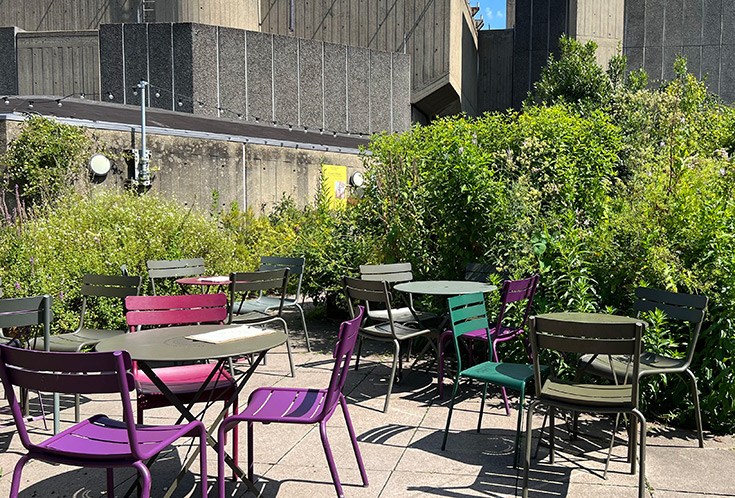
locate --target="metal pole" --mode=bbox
[137,80,151,185]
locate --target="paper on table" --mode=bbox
[187,325,276,344]
[197,276,229,283]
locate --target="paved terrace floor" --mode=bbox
[0,310,732,498]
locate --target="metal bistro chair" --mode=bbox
[576,287,708,447]
[438,275,539,408]
[442,292,546,468]
[0,345,208,498]
[217,306,368,498]
[146,257,205,295]
[360,262,437,325]
[234,256,312,352]
[524,314,647,498]
[229,268,295,377]
[343,276,435,412]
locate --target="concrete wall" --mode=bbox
[624,0,735,102]
[0,28,20,96]
[477,29,514,112]
[1,117,363,212]
[16,30,100,98]
[99,23,411,135]
[512,0,570,108]
[258,0,480,120]
[152,0,260,30]
[569,0,624,67]
[0,0,138,31]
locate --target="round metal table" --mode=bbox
[533,312,645,326]
[175,276,231,293]
[393,280,497,296]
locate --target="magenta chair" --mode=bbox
[0,345,207,498]
[217,306,368,498]
[438,275,539,412]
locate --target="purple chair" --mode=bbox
[0,344,208,498]
[217,306,368,498]
[438,275,539,412]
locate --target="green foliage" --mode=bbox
[2,116,94,205]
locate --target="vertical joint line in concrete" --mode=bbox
[345,47,349,133]
[170,23,175,111]
[216,28,221,118]
[661,1,666,82]
[242,143,247,211]
[321,41,326,132]
[390,54,394,134]
[146,23,151,108]
[244,31,249,120]
[546,0,551,56]
[122,24,127,104]
[368,51,371,135]
[271,34,276,123]
[528,0,533,93]
[297,39,301,126]
[718,0,723,96]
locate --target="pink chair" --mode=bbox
[217,306,368,498]
[0,345,207,498]
[438,275,539,413]
[125,293,239,470]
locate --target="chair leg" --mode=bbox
[218,419,237,498]
[9,454,30,498]
[549,406,556,464]
[513,385,526,469]
[296,303,312,352]
[685,369,704,448]
[340,395,368,486]
[437,331,454,398]
[477,382,489,433]
[354,336,363,371]
[282,319,295,377]
[383,340,400,413]
[75,393,81,422]
[133,461,152,498]
[248,421,255,483]
[137,402,144,424]
[319,421,346,498]
[197,422,208,498]
[105,469,115,497]
[631,408,647,498]
[232,395,239,480]
[522,400,540,498]
[442,378,461,450]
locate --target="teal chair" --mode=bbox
[442,292,547,467]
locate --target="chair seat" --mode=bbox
[136,363,237,410]
[460,325,521,342]
[367,307,438,324]
[461,362,540,391]
[541,378,634,407]
[31,328,126,352]
[240,387,329,424]
[235,296,298,314]
[361,322,433,341]
[578,352,688,382]
[36,414,202,462]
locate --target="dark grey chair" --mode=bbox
[233,256,311,351]
[343,276,435,412]
[464,262,496,282]
[359,262,437,325]
[576,287,708,447]
[229,268,294,377]
[0,295,57,431]
[524,314,647,498]
[146,257,205,295]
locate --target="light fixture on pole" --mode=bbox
[133,80,151,187]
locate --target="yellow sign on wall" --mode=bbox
[322,164,347,209]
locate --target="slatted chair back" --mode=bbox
[125,293,228,330]
[323,306,364,413]
[343,276,392,320]
[464,262,496,282]
[260,256,305,300]
[78,274,141,328]
[229,268,289,322]
[359,262,413,283]
[0,345,141,456]
[633,287,707,368]
[494,275,539,338]
[529,315,644,405]
[447,293,493,373]
[0,295,52,349]
[146,258,205,295]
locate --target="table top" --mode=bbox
[394,280,497,296]
[176,276,231,286]
[534,312,645,325]
[96,324,286,362]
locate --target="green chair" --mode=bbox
[576,287,708,447]
[146,257,205,295]
[442,292,545,467]
[524,314,647,498]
